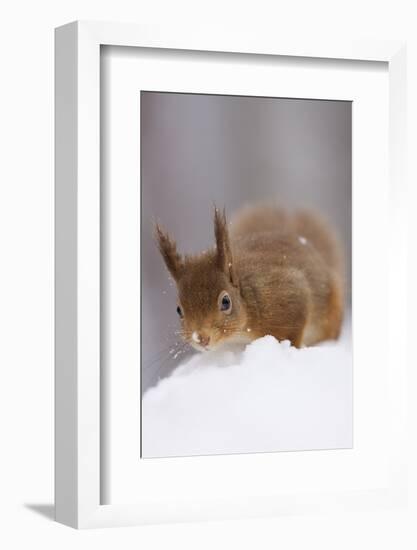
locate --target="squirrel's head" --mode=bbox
[155,207,249,351]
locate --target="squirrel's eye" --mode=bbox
[176,305,183,318]
[219,292,232,313]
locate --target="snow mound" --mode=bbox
[142,329,352,458]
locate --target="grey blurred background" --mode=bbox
[141,91,351,394]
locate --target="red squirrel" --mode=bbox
[156,204,344,351]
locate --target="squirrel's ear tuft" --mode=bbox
[213,207,238,286]
[155,223,184,281]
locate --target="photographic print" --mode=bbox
[140,91,352,458]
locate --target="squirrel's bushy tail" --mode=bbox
[230,203,343,276]
[293,209,343,276]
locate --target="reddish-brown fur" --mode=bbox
[155,204,344,351]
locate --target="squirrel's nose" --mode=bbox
[192,331,210,347]
[199,333,210,347]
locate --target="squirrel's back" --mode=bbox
[229,204,344,346]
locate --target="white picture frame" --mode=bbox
[55,21,408,528]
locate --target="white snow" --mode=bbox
[142,323,352,458]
